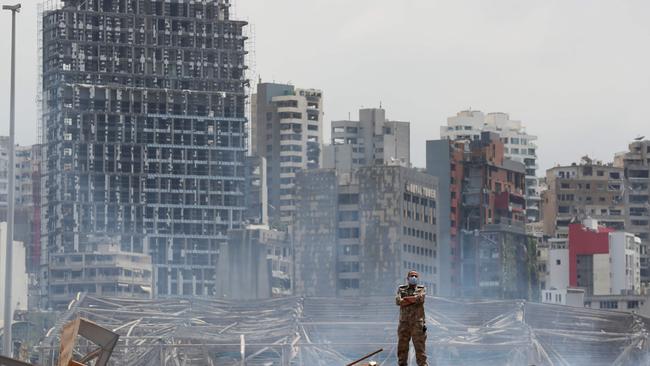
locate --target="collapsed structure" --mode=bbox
[32,295,650,366]
[41,0,248,304]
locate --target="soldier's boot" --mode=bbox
[412,321,428,366]
[397,322,411,366]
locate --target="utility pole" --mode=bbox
[2,3,20,358]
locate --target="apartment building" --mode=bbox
[619,140,650,282]
[427,132,535,299]
[323,107,410,171]
[440,110,540,222]
[251,82,323,226]
[41,0,249,301]
[543,157,625,238]
[293,165,439,297]
[541,219,641,307]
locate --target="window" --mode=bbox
[600,301,618,309]
[339,279,359,289]
[338,193,359,204]
[338,228,360,239]
[339,261,360,273]
[338,211,359,222]
[556,259,561,265]
[340,245,359,256]
[628,301,640,309]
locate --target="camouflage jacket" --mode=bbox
[395,284,426,323]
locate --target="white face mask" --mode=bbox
[408,276,418,285]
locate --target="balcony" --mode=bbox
[484,218,526,234]
[495,191,526,212]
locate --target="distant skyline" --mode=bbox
[1,0,649,173]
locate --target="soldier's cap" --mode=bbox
[407,270,419,277]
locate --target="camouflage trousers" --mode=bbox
[397,320,428,366]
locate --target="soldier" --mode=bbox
[395,270,428,366]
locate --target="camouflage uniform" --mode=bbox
[396,284,427,366]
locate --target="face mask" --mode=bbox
[408,276,418,285]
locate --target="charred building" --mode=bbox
[41,0,248,302]
[428,132,535,299]
[293,165,440,297]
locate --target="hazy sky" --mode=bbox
[1,1,649,173]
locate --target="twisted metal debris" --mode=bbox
[35,295,650,365]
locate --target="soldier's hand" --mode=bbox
[400,296,416,306]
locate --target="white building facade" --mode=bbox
[609,232,641,295]
[251,83,324,226]
[0,222,28,329]
[440,110,540,222]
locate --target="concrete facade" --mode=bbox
[547,239,569,291]
[216,225,291,299]
[542,287,585,307]
[620,140,650,282]
[425,140,457,296]
[41,0,249,302]
[0,142,42,274]
[48,237,153,309]
[0,222,28,329]
[609,232,641,295]
[543,157,625,238]
[584,294,650,315]
[294,165,439,297]
[251,82,323,227]
[324,108,410,171]
[244,155,268,225]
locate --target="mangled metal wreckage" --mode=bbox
[34,294,650,365]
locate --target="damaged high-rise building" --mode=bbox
[294,165,440,297]
[251,82,323,227]
[41,0,248,302]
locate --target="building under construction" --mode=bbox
[29,294,650,365]
[41,0,248,303]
